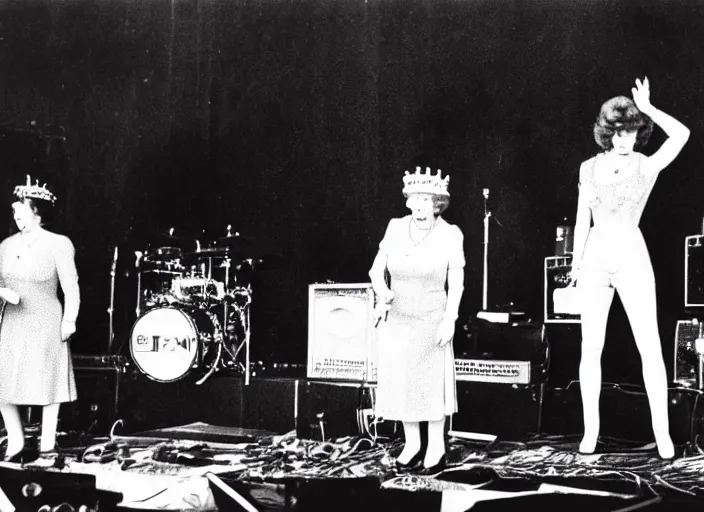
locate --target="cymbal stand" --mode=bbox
[227,287,252,385]
[196,310,224,386]
[222,256,233,375]
[134,251,144,318]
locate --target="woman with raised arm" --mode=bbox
[571,78,690,459]
[368,167,465,474]
[0,176,80,465]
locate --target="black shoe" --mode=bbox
[394,451,424,472]
[418,455,447,476]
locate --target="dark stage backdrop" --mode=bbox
[0,0,702,384]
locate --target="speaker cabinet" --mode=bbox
[544,256,581,324]
[451,382,545,440]
[542,382,697,446]
[307,283,377,382]
[686,235,704,308]
[242,378,298,434]
[674,319,701,386]
[296,380,369,440]
[59,363,121,435]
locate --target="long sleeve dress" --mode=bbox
[372,215,465,422]
[0,230,80,405]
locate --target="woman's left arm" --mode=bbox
[55,236,80,340]
[633,77,690,175]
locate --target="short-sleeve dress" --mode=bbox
[0,230,80,405]
[373,215,465,422]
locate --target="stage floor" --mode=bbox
[2,422,704,511]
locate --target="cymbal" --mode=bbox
[183,247,232,261]
[182,247,285,271]
[213,233,257,248]
[125,228,195,252]
[145,246,183,261]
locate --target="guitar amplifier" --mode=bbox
[544,256,581,324]
[457,320,548,385]
[674,319,702,386]
[685,235,704,307]
[307,283,377,383]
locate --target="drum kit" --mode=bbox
[109,225,281,386]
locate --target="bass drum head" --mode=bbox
[129,307,200,382]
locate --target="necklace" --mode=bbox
[16,230,42,260]
[409,218,437,247]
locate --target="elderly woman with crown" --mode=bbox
[0,175,80,464]
[369,166,465,474]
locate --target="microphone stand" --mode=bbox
[108,246,118,354]
[482,188,491,312]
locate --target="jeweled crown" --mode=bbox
[402,166,450,197]
[14,175,57,204]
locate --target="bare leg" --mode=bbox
[397,421,421,464]
[617,272,674,459]
[0,404,25,456]
[578,284,615,454]
[40,403,60,453]
[425,417,446,466]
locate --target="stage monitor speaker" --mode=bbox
[307,283,377,382]
[674,319,701,386]
[685,235,704,307]
[544,256,581,324]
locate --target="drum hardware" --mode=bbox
[134,251,144,318]
[194,310,225,385]
[119,225,280,386]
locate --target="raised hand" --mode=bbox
[631,77,653,114]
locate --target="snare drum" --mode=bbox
[129,307,218,382]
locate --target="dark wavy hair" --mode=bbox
[13,196,56,225]
[593,96,654,150]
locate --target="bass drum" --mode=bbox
[129,307,219,383]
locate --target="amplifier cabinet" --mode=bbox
[451,381,545,440]
[686,235,704,308]
[458,320,549,385]
[544,256,581,324]
[59,357,124,435]
[674,319,702,386]
[307,283,377,383]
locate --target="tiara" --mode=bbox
[402,166,450,197]
[14,175,57,204]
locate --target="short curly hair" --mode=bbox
[593,96,653,150]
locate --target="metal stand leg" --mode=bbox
[108,247,118,354]
[244,301,251,386]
